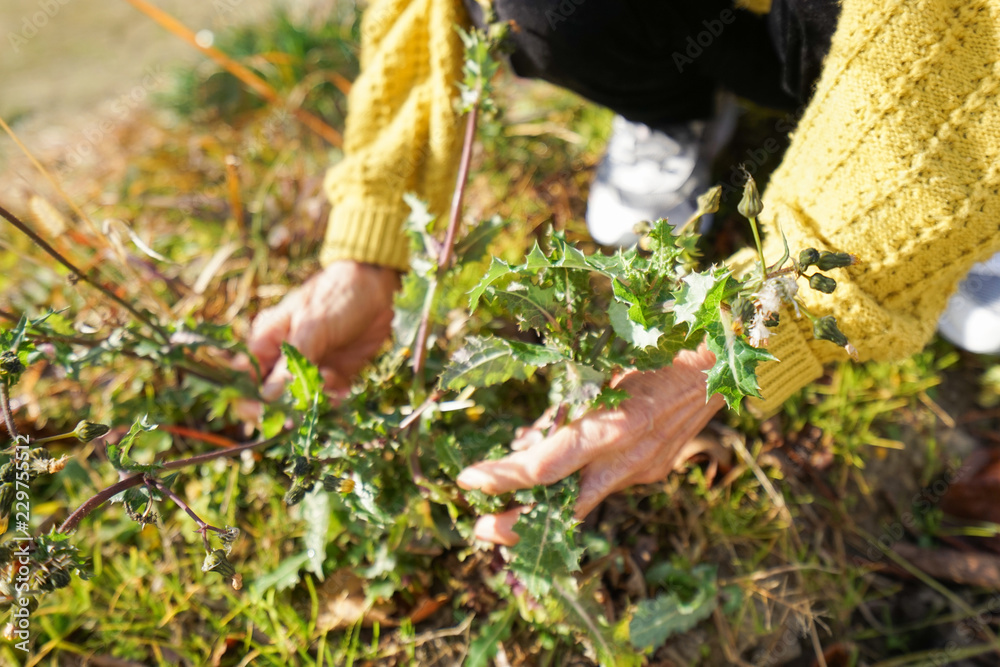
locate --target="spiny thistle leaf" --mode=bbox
[282,342,323,411]
[510,479,583,598]
[704,320,777,410]
[106,415,161,473]
[672,266,733,337]
[468,257,516,312]
[290,395,320,458]
[609,301,662,349]
[629,566,718,650]
[466,606,517,667]
[489,282,560,332]
[440,337,565,391]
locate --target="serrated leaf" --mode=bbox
[490,282,559,332]
[704,320,777,410]
[282,343,323,411]
[342,472,393,528]
[106,415,161,473]
[552,577,645,667]
[392,270,431,349]
[629,566,718,650]
[302,490,329,579]
[291,395,320,458]
[509,481,583,598]
[468,257,515,312]
[672,266,732,337]
[467,606,516,667]
[550,362,607,412]
[609,301,662,349]
[439,337,564,391]
[122,486,154,514]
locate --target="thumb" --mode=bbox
[261,357,292,402]
[247,300,294,379]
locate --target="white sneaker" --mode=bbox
[938,252,1000,355]
[586,99,737,247]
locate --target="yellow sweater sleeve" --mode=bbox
[320,0,467,271]
[751,0,1000,414]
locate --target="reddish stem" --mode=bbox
[411,105,480,380]
[56,432,285,534]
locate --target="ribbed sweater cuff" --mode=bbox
[319,200,410,272]
[747,307,825,416]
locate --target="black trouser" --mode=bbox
[464,0,840,130]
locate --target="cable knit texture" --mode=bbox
[321,0,467,271]
[752,0,1000,413]
[324,0,1000,411]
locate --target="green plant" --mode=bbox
[0,15,873,666]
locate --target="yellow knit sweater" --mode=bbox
[322,0,1000,412]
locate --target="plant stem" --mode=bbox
[148,476,223,551]
[57,474,146,534]
[411,105,480,381]
[0,382,20,443]
[748,216,767,276]
[440,105,479,273]
[0,205,170,343]
[57,431,287,534]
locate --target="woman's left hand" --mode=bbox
[456,343,724,545]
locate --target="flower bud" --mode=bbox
[73,420,110,443]
[815,251,858,271]
[809,274,837,294]
[0,351,24,377]
[48,569,71,590]
[697,185,722,215]
[737,173,763,219]
[202,549,236,579]
[291,456,310,477]
[283,482,308,507]
[813,315,849,347]
[798,248,820,268]
[220,525,240,553]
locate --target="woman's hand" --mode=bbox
[457,344,724,545]
[245,260,400,400]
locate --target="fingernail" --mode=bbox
[457,467,491,490]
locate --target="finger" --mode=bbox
[232,398,263,424]
[458,411,630,495]
[247,301,295,378]
[473,507,530,546]
[321,369,351,407]
[261,357,292,402]
[510,426,545,452]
